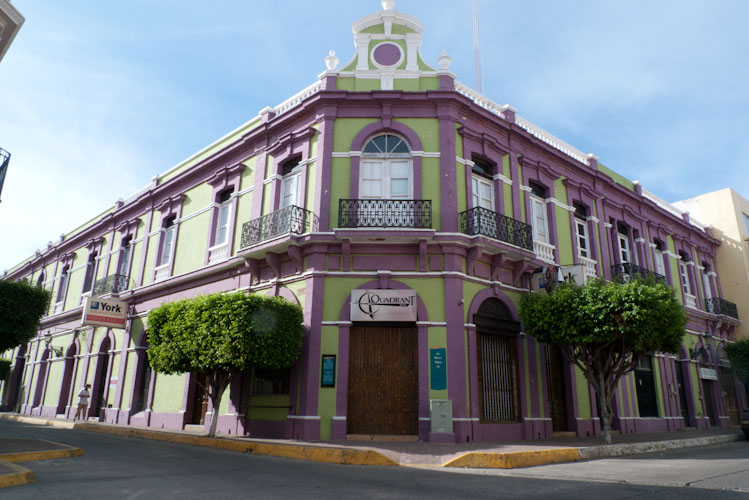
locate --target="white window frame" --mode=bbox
[359,134,413,200]
[158,219,177,268]
[653,246,665,276]
[214,197,232,246]
[702,271,712,300]
[118,238,134,277]
[82,253,98,294]
[618,233,630,264]
[281,167,303,209]
[55,266,69,304]
[575,217,589,259]
[743,213,749,239]
[471,174,494,210]
[529,195,549,244]
[679,260,691,295]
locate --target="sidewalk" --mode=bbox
[1,412,744,484]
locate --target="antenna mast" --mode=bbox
[472,0,483,93]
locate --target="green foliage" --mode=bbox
[726,338,749,384]
[147,292,304,376]
[519,278,686,356]
[0,280,51,352]
[0,358,11,381]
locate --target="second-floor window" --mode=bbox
[471,159,494,210]
[618,231,630,264]
[528,182,549,244]
[573,203,589,259]
[82,252,97,293]
[679,254,691,295]
[214,190,233,246]
[55,265,70,304]
[118,237,133,277]
[743,213,749,239]
[360,134,412,200]
[159,217,177,267]
[281,158,303,209]
[702,265,713,300]
[653,241,665,276]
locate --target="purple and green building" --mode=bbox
[1,2,745,442]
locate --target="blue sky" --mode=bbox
[2,0,748,271]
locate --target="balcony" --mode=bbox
[93,274,131,296]
[241,205,318,249]
[458,207,532,251]
[705,297,739,320]
[610,263,666,284]
[338,199,432,228]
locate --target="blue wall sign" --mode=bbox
[430,348,447,391]
[321,355,336,387]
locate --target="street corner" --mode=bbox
[443,448,582,469]
[0,438,83,464]
[0,460,35,489]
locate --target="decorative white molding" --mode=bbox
[604,222,613,229]
[586,216,599,224]
[634,238,646,244]
[545,197,574,212]
[493,173,513,186]
[519,185,533,193]
[263,174,283,185]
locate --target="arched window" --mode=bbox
[360,134,412,200]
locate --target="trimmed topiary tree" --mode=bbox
[0,279,51,353]
[147,292,304,436]
[519,278,687,443]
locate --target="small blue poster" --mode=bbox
[321,355,336,387]
[430,348,447,391]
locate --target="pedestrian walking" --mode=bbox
[74,383,91,420]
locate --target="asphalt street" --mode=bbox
[2,419,747,499]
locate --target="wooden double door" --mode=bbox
[347,324,418,436]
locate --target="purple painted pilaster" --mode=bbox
[296,270,325,440]
[517,334,531,438]
[438,106,458,232]
[526,336,540,427]
[509,154,522,220]
[314,114,336,231]
[23,340,40,411]
[332,324,350,440]
[594,198,611,280]
[568,208,578,264]
[112,319,133,423]
[417,324,431,441]
[466,325,478,442]
[443,275,466,441]
[536,340,552,437]
[100,228,116,281]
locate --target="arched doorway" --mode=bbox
[186,373,209,426]
[131,333,152,415]
[5,344,27,411]
[474,298,521,423]
[90,337,111,419]
[56,343,77,416]
[545,344,570,432]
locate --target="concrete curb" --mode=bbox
[578,433,744,460]
[443,448,581,468]
[0,461,34,489]
[73,422,398,466]
[2,414,75,429]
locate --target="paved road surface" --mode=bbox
[2,419,746,499]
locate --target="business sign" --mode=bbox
[82,296,128,328]
[430,348,447,391]
[350,289,417,322]
[321,355,336,388]
[700,367,718,380]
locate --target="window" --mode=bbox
[618,232,630,264]
[281,158,302,209]
[743,213,749,239]
[702,269,713,300]
[55,265,69,304]
[574,203,589,259]
[36,271,45,288]
[158,216,177,267]
[82,252,97,293]
[653,241,665,277]
[360,134,412,200]
[679,254,691,295]
[471,159,494,210]
[252,367,291,395]
[118,236,133,277]
[214,190,233,246]
[528,182,549,244]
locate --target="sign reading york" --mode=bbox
[350,289,417,322]
[82,297,128,328]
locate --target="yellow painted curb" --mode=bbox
[0,447,83,464]
[443,448,581,469]
[74,423,398,466]
[0,461,35,489]
[0,414,75,429]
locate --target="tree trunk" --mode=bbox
[207,372,230,437]
[597,373,613,444]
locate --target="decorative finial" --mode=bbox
[382,0,395,11]
[437,50,451,70]
[325,50,339,70]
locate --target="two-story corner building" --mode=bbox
[1,2,745,442]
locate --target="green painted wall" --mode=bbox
[318,326,339,440]
[553,178,573,266]
[666,236,683,303]
[597,162,635,191]
[322,277,371,321]
[574,366,592,419]
[653,357,665,417]
[151,373,185,413]
[502,155,513,217]
[333,118,379,152]
[173,184,213,276]
[398,278,446,323]
[428,327,448,400]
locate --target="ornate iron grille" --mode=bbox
[93,274,131,296]
[240,205,318,249]
[705,297,739,319]
[338,199,432,228]
[610,263,666,284]
[458,207,532,250]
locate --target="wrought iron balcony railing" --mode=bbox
[338,199,432,228]
[458,206,532,250]
[240,205,318,249]
[610,263,666,284]
[93,274,131,296]
[705,297,739,320]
